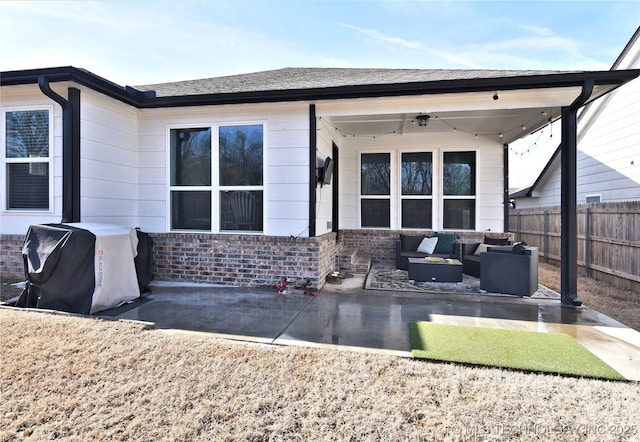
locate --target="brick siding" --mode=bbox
[151,232,338,289]
[0,235,25,281]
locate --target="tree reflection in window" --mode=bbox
[402,152,432,195]
[170,128,211,186]
[219,125,263,186]
[361,153,390,195]
[6,110,49,158]
[443,151,475,195]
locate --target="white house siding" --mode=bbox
[337,131,505,232]
[136,102,311,236]
[514,172,562,209]
[575,73,640,203]
[79,88,139,226]
[0,84,63,234]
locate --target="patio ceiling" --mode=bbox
[325,83,622,145]
[329,108,555,144]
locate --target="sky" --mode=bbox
[1,0,638,188]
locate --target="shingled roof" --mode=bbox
[3,66,638,109]
[136,67,566,97]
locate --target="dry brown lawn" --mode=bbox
[537,262,640,332]
[0,309,638,442]
[1,264,639,441]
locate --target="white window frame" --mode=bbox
[440,149,478,231]
[399,149,434,230]
[1,106,54,213]
[358,150,394,229]
[166,121,266,234]
[357,147,478,230]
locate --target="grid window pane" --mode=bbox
[402,199,432,229]
[443,151,476,196]
[220,190,263,231]
[7,163,49,209]
[6,110,49,158]
[443,199,475,230]
[219,125,263,186]
[170,128,211,186]
[402,152,432,195]
[361,153,390,195]
[361,199,390,228]
[171,191,211,230]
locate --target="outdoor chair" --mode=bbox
[229,191,256,230]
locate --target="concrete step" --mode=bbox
[352,255,372,274]
[337,249,371,274]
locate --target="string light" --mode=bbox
[509,124,549,156]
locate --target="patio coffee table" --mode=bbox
[407,257,463,283]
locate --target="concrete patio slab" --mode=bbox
[92,275,640,381]
[102,283,314,341]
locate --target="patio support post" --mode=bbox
[503,143,509,233]
[560,79,593,306]
[38,76,81,223]
[309,104,317,237]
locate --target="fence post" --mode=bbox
[543,210,549,263]
[516,212,521,242]
[585,207,592,277]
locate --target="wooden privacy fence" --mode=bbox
[509,201,640,292]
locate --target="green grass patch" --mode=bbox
[409,322,625,380]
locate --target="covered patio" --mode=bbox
[309,69,640,305]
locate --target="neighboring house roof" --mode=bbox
[2,66,638,109]
[511,26,640,200]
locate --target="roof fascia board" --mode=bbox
[1,66,148,107]
[2,66,639,109]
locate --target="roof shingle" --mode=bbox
[137,67,566,97]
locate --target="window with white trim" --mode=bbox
[401,152,433,228]
[442,151,476,230]
[169,124,264,232]
[358,149,476,230]
[360,152,390,228]
[3,108,52,210]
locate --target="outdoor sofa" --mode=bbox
[395,233,460,270]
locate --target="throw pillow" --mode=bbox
[434,232,459,254]
[484,236,510,246]
[417,236,439,254]
[474,243,490,256]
